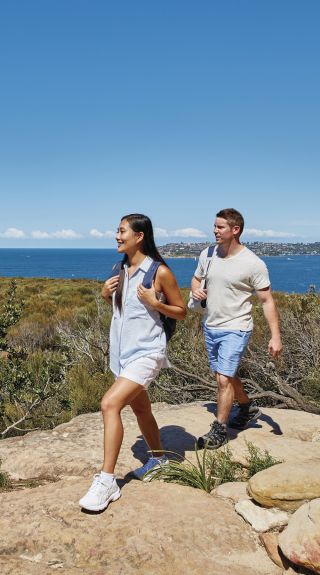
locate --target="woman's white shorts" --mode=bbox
[116,354,167,388]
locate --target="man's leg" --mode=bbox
[198,330,258,448]
[216,373,245,424]
[232,376,252,404]
[197,329,228,449]
[216,373,233,424]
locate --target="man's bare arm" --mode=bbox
[256,287,282,358]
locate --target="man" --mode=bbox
[191,208,282,449]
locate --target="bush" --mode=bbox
[0,459,10,489]
[68,363,113,416]
[1,278,319,438]
[150,444,244,492]
[150,442,281,492]
[245,442,282,477]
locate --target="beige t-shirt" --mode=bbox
[194,246,270,331]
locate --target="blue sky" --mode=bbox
[0,0,319,248]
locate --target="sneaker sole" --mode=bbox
[79,489,121,512]
[197,437,227,450]
[132,468,156,481]
[228,408,262,430]
[133,462,170,482]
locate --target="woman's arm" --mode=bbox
[137,265,186,320]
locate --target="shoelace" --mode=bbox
[88,474,105,493]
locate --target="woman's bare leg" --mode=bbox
[130,391,163,457]
[101,377,143,473]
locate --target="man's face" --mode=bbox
[214,217,240,243]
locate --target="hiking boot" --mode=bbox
[228,400,261,430]
[133,456,169,482]
[79,473,121,511]
[197,421,227,450]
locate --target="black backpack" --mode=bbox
[109,260,176,342]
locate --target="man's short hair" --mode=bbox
[216,208,244,235]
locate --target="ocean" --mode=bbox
[0,248,319,294]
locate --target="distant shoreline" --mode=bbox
[164,253,320,259]
[159,241,320,258]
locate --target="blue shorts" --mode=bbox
[203,326,252,377]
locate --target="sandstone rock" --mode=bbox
[248,461,320,511]
[1,403,319,574]
[0,403,319,480]
[235,499,288,532]
[257,408,320,442]
[259,533,290,569]
[0,478,281,575]
[0,404,202,480]
[227,432,320,468]
[313,431,320,442]
[278,498,320,574]
[213,481,251,502]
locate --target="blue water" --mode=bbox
[0,249,319,293]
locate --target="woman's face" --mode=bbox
[115,219,143,253]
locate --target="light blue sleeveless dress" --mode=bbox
[109,256,169,378]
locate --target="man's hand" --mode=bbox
[268,336,282,358]
[191,287,207,302]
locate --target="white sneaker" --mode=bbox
[79,474,121,511]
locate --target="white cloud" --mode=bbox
[0,227,26,239]
[154,227,169,238]
[172,227,207,238]
[52,229,83,239]
[243,228,297,238]
[89,228,115,238]
[31,231,51,239]
[30,229,82,240]
[155,227,207,238]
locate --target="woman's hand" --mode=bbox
[145,266,186,320]
[101,275,119,301]
[137,282,159,308]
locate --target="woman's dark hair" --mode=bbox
[115,213,168,311]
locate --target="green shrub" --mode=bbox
[68,363,113,416]
[150,444,244,492]
[150,442,281,492]
[0,459,10,489]
[245,441,282,477]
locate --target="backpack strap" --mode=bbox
[108,261,123,278]
[143,261,161,289]
[207,245,215,258]
[202,245,215,278]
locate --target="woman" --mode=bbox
[79,213,186,511]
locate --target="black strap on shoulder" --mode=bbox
[207,245,215,258]
[108,261,122,278]
[201,245,215,308]
[203,245,215,276]
[143,261,161,288]
[141,259,176,341]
